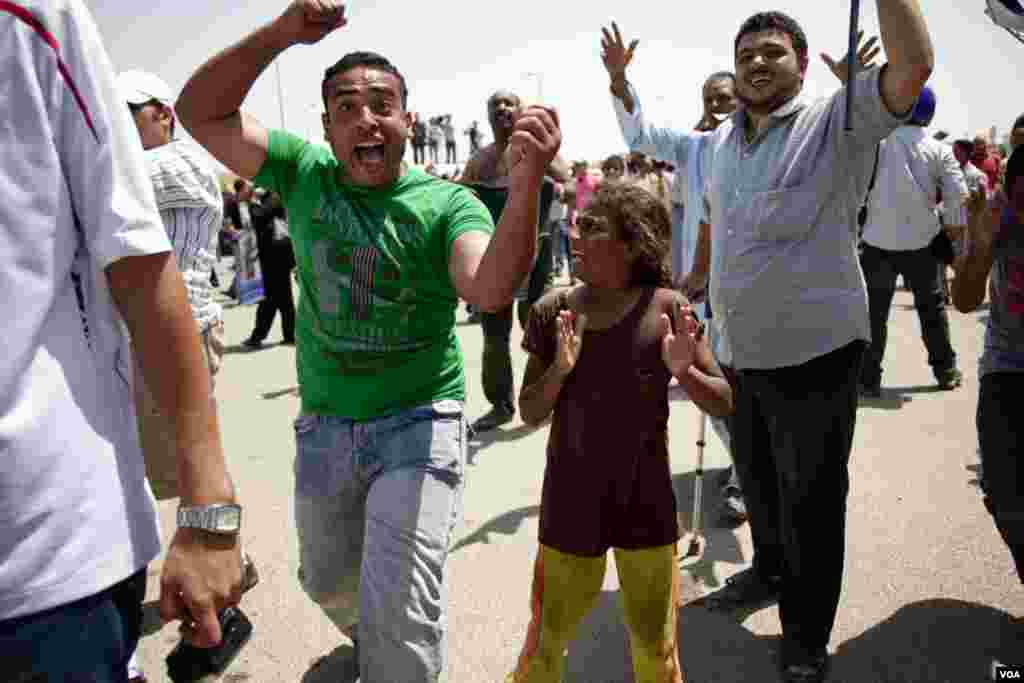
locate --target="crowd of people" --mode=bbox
[2,1,1022,683]
[408,112,481,166]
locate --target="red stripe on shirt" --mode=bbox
[1,0,100,142]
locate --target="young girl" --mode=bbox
[507,182,733,683]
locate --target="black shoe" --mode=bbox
[241,337,264,351]
[779,649,830,683]
[473,405,515,432]
[937,368,963,390]
[858,382,882,399]
[704,567,781,612]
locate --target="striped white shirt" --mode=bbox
[145,138,223,330]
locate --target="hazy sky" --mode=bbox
[90,0,1021,166]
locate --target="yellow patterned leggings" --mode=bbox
[508,544,682,683]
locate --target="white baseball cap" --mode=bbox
[116,70,174,107]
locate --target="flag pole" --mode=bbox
[845,0,861,131]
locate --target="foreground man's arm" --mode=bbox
[108,255,241,647]
[176,0,348,178]
[449,107,563,311]
[876,0,934,115]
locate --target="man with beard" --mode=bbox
[460,89,570,431]
[604,3,934,680]
[175,1,563,679]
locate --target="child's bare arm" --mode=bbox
[677,337,733,418]
[519,310,586,426]
[518,353,571,426]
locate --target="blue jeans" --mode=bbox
[293,400,466,682]
[0,570,146,682]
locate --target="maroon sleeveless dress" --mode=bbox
[522,286,680,557]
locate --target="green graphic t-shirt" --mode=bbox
[253,130,494,419]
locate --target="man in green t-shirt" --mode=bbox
[175,1,562,680]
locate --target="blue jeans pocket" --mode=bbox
[378,401,465,488]
[294,414,347,498]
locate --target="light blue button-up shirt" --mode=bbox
[616,67,904,370]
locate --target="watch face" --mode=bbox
[216,506,242,531]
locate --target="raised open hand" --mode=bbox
[600,22,638,80]
[554,310,586,375]
[660,299,699,377]
[820,31,881,85]
[275,0,347,47]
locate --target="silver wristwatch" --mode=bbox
[176,503,242,535]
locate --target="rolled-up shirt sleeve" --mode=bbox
[612,82,694,169]
[830,66,909,151]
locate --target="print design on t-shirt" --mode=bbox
[350,245,377,321]
[307,194,432,359]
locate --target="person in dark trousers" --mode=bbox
[953,148,1024,588]
[444,114,457,164]
[465,120,482,156]
[607,3,934,680]
[411,111,427,165]
[461,89,570,431]
[858,86,966,397]
[243,190,296,348]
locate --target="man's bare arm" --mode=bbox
[952,192,998,313]
[876,0,934,116]
[108,254,233,505]
[176,1,347,179]
[450,107,562,311]
[107,253,241,648]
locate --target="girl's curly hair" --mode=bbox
[585,181,673,288]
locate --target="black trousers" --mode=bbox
[977,372,1024,583]
[413,143,426,165]
[480,234,553,412]
[731,340,865,656]
[251,246,296,343]
[859,243,957,387]
[445,141,457,164]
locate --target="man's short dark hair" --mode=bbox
[705,71,737,86]
[322,51,409,111]
[1012,113,1024,132]
[735,11,809,62]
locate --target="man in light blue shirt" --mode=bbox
[604,3,934,679]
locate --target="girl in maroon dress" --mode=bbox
[507,182,733,683]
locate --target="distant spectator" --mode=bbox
[973,134,1002,191]
[428,115,444,164]
[443,114,457,164]
[411,111,427,164]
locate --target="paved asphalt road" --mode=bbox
[135,274,1022,682]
